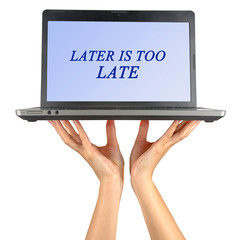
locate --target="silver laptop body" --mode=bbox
[16,10,225,122]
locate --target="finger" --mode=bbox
[185,121,201,136]
[170,120,200,145]
[161,120,181,139]
[49,120,81,151]
[106,120,119,147]
[174,120,190,134]
[62,120,82,144]
[73,120,92,148]
[135,120,149,142]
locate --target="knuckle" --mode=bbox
[153,143,163,155]
[178,134,184,141]
[63,138,70,146]
[162,134,170,141]
[165,141,172,149]
[184,132,190,138]
[83,151,92,162]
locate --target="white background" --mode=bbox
[0,0,233,239]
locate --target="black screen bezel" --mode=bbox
[41,10,196,108]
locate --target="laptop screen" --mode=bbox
[46,21,191,102]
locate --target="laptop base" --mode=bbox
[16,107,226,122]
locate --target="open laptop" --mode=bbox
[16,10,225,122]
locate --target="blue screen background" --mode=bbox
[47,21,190,102]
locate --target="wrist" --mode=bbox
[100,175,124,193]
[131,174,153,194]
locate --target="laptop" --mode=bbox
[16,10,225,122]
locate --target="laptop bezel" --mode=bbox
[41,10,196,108]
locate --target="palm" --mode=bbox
[130,141,152,166]
[130,120,153,174]
[81,120,124,179]
[98,144,124,168]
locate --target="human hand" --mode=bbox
[49,120,124,186]
[130,120,200,184]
